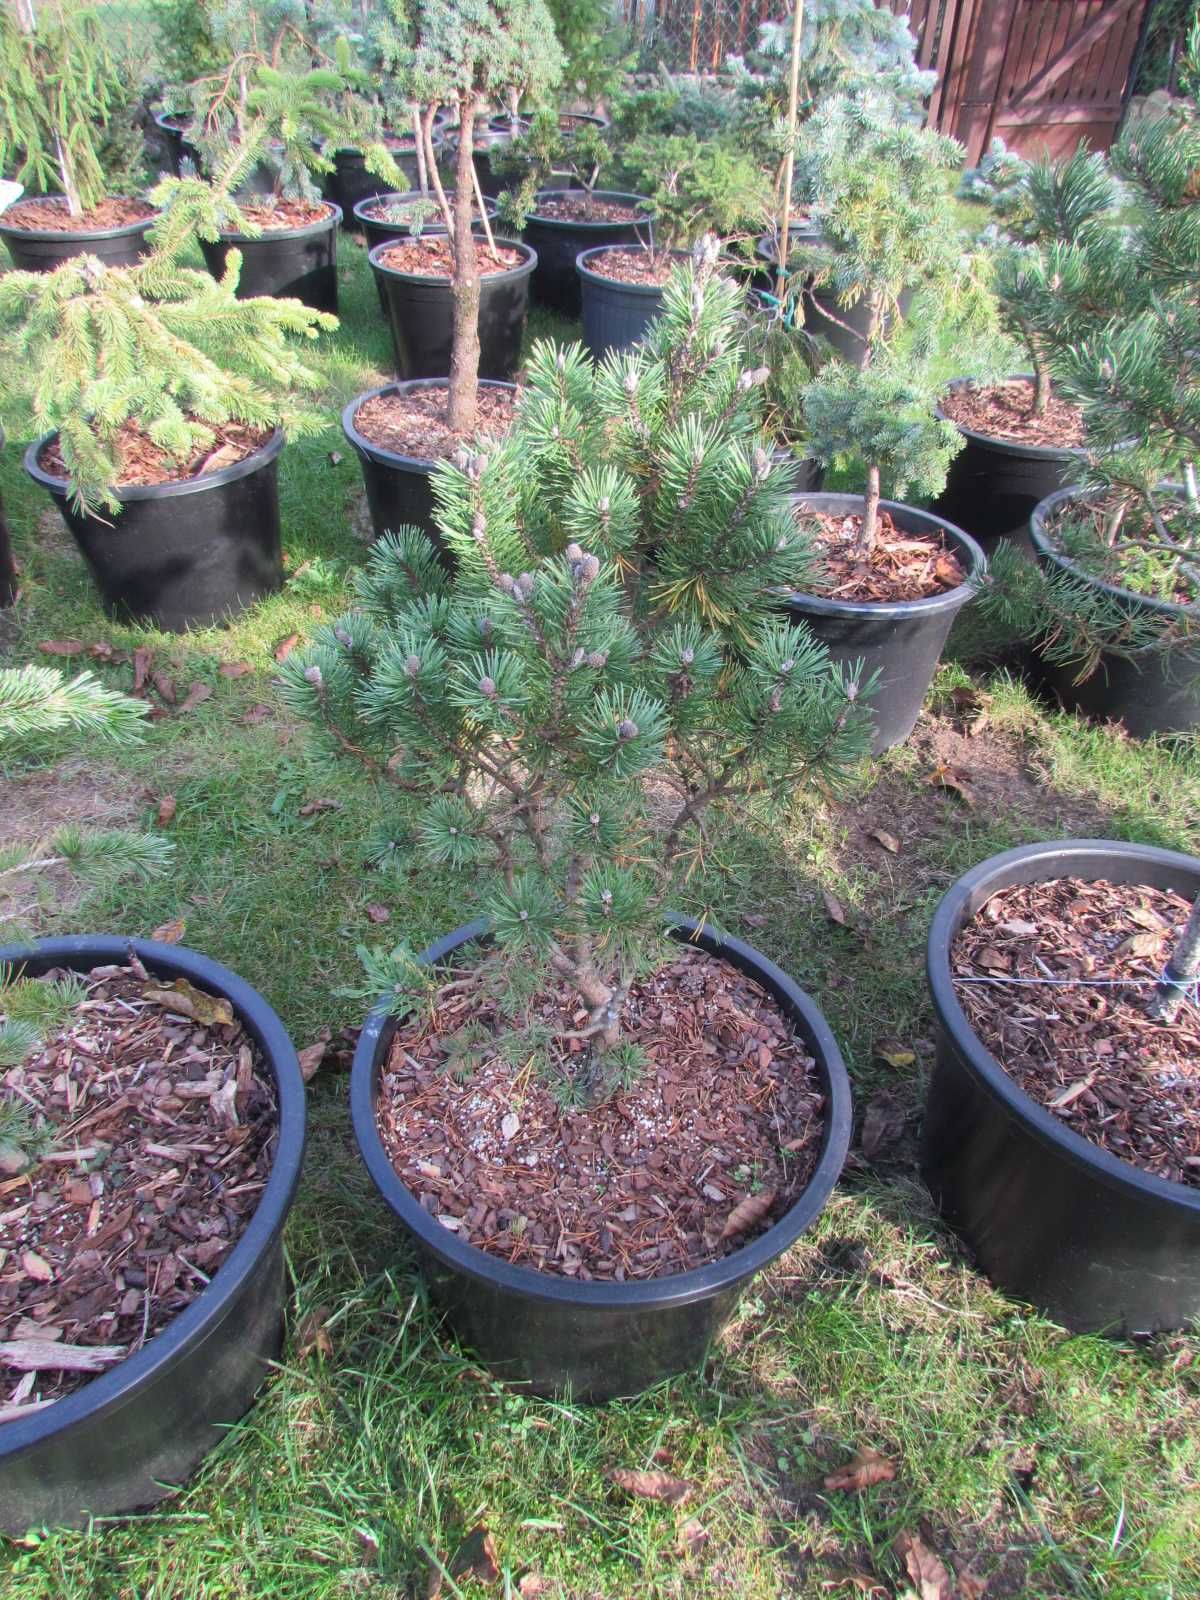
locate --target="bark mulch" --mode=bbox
[354,385,518,462]
[530,196,646,224]
[40,418,270,490]
[799,509,967,602]
[2,197,155,233]
[376,237,525,278]
[585,247,674,286]
[376,946,827,1282]
[229,198,332,231]
[942,379,1086,450]
[0,960,277,1421]
[953,876,1200,1186]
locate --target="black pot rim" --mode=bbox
[216,201,341,243]
[0,201,157,245]
[334,131,445,158]
[927,838,1200,1212]
[787,493,986,618]
[154,110,190,131]
[367,235,535,285]
[0,935,305,1458]
[342,379,518,476]
[754,225,826,265]
[25,426,285,504]
[935,375,1087,462]
[352,191,497,228]
[1030,483,1196,623]
[576,243,685,294]
[350,914,852,1309]
[526,190,651,230]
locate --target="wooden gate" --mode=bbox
[887,0,1150,161]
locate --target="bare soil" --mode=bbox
[376,237,525,278]
[353,384,517,462]
[376,946,826,1281]
[0,759,142,925]
[2,197,154,234]
[942,379,1086,450]
[40,419,271,491]
[585,247,674,286]
[799,509,966,602]
[953,875,1200,1184]
[0,962,277,1418]
[531,196,645,224]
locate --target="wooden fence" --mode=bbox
[627,0,1153,161]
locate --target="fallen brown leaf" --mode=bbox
[928,762,977,807]
[242,703,272,725]
[873,1038,916,1070]
[142,977,234,1028]
[720,1188,776,1239]
[449,1525,501,1584]
[861,1090,905,1161]
[36,639,84,656]
[517,1575,553,1597]
[132,646,153,693]
[178,681,212,714]
[219,661,254,678]
[819,1565,888,1596]
[609,1467,693,1506]
[366,903,391,923]
[152,671,176,704]
[88,642,121,662]
[295,1304,333,1360]
[823,1447,895,1492]
[822,888,847,926]
[298,1040,327,1082]
[150,917,186,945]
[273,632,300,663]
[867,829,900,854]
[156,793,177,826]
[298,798,340,817]
[677,1516,709,1557]
[894,1531,954,1600]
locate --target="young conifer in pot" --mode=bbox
[282,252,873,1102]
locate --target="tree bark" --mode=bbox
[0,489,17,608]
[447,91,481,435]
[861,461,881,555]
[1148,892,1200,1025]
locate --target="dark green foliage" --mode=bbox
[617,132,771,258]
[150,0,223,86]
[493,107,611,226]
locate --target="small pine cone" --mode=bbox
[580,554,600,582]
[617,718,638,740]
[405,654,422,679]
[586,650,608,669]
[753,446,771,481]
[768,688,782,714]
[479,616,494,639]
[780,657,794,674]
[497,573,517,594]
[478,675,497,699]
[304,664,323,687]
[680,647,694,665]
[334,626,353,649]
[565,542,584,562]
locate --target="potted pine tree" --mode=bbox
[936,143,1123,556]
[2,246,335,631]
[346,0,561,545]
[284,260,870,1398]
[0,0,155,273]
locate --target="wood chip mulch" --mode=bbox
[1,197,155,233]
[941,378,1086,449]
[39,418,270,490]
[376,947,827,1282]
[953,876,1200,1186]
[799,510,967,602]
[585,247,674,286]
[0,962,277,1421]
[376,237,525,278]
[354,385,518,462]
[229,198,331,231]
[530,196,646,224]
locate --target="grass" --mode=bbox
[2,235,1200,1600]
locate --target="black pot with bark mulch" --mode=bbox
[152,111,202,175]
[368,236,535,382]
[521,190,650,316]
[783,494,985,754]
[25,428,285,633]
[342,379,517,550]
[931,377,1089,560]
[351,916,852,1401]
[0,198,156,274]
[329,131,446,230]
[577,245,686,359]
[199,202,341,313]
[354,192,498,314]
[754,232,911,367]
[923,838,1200,1335]
[445,120,530,199]
[0,935,305,1533]
[1028,486,1200,738]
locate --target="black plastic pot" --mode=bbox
[577,245,685,358]
[0,203,156,274]
[446,121,530,199]
[931,378,1085,559]
[521,190,649,316]
[784,494,985,753]
[752,222,825,294]
[342,379,517,550]
[153,111,201,175]
[923,838,1200,1335]
[199,202,341,313]
[25,428,285,633]
[1027,486,1200,737]
[0,935,305,1532]
[330,135,445,228]
[351,916,851,1400]
[355,192,498,313]
[771,445,825,495]
[369,236,535,382]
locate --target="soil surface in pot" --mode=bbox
[953,875,1200,1185]
[376,945,826,1281]
[228,197,331,231]
[798,510,966,602]
[530,196,645,224]
[0,961,277,1420]
[376,237,525,277]
[39,418,271,491]
[1042,495,1199,608]
[362,194,460,223]
[354,386,518,462]
[942,378,1085,449]
[586,247,674,286]
[1,197,155,233]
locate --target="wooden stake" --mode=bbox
[775,0,805,305]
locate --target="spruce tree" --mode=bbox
[280,255,873,1100]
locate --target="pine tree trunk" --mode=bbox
[447,91,481,436]
[1148,892,1200,1024]
[861,462,881,555]
[1032,352,1051,416]
[0,488,16,608]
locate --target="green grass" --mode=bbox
[2,239,1200,1600]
